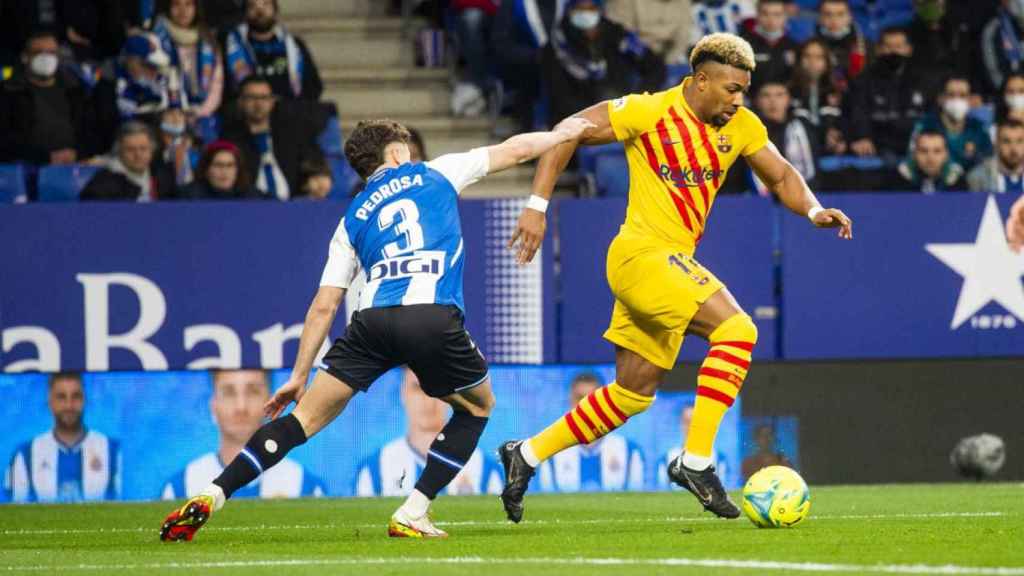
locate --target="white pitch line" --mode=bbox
[3,556,1024,575]
[0,511,1009,536]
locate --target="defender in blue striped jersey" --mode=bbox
[161,116,595,541]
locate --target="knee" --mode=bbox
[712,313,758,346]
[459,389,495,418]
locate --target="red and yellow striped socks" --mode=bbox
[527,381,654,463]
[684,313,758,461]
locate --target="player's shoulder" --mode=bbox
[733,106,765,128]
[611,87,674,114]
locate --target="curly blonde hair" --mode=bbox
[690,33,756,72]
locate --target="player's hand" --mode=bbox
[812,208,853,240]
[508,207,547,265]
[553,116,597,142]
[264,377,306,420]
[1008,196,1024,252]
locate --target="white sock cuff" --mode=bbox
[520,440,541,468]
[402,489,432,518]
[682,451,713,471]
[201,484,226,511]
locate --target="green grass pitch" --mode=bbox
[3,484,1022,575]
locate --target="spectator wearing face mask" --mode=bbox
[981,0,1024,95]
[995,73,1024,129]
[740,0,798,95]
[813,0,868,89]
[845,27,930,162]
[0,31,94,165]
[543,0,665,127]
[157,106,200,188]
[888,130,966,192]
[910,75,992,171]
[967,119,1024,194]
[222,0,322,101]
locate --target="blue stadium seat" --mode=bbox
[595,154,630,197]
[318,113,345,157]
[819,155,885,172]
[0,164,28,203]
[37,165,101,202]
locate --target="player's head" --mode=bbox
[911,130,949,178]
[245,0,278,32]
[755,81,791,123]
[817,0,852,37]
[210,369,271,444]
[48,372,84,432]
[689,33,756,127]
[568,372,603,406]
[996,119,1024,170]
[400,368,447,437]
[756,0,788,36]
[237,75,276,125]
[344,119,413,181]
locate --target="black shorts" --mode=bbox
[319,304,489,398]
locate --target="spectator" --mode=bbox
[221,75,326,199]
[606,0,693,66]
[888,130,966,192]
[0,0,124,69]
[845,27,929,162]
[1007,193,1024,250]
[0,32,93,165]
[752,81,821,191]
[93,32,189,151]
[692,0,756,44]
[814,0,868,89]
[740,0,799,95]
[158,106,200,187]
[996,73,1024,125]
[907,0,976,100]
[178,140,258,198]
[491,0,559,131]
[81,121,174,201]
[981,0,1024,96]
[223,0,322,101]
[967,119,1024,193]
[543,0,665,126]
[789,38,846,154]
[450,0,499,118]
[299,157,333,199]
[151,0,225,120]
[741,424,791,480]
[911,75,992,171]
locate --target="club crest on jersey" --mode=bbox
[716,134,732,153]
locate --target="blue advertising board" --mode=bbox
[0,201,555,372]
[781,194,1024,358]
[558,196,779,363]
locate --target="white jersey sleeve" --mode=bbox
[319,218,362,288]
[426,148,490,194]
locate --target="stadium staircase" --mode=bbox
[285,0,536,198]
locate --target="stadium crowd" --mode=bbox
[1,0,1024,208]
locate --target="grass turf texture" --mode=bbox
[2,484,1022,575]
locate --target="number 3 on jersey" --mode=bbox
[378,199,424,258]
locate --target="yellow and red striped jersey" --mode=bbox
[607,77,768,253]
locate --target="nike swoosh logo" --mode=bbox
[686,475,713,504]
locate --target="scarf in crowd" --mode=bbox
[551,18,609,82]
[163,136,197,186]
[152,15,218,106]
[115,64,170,119]
[109,157,154,202]
[224,23,304,97]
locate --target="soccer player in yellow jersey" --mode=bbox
[499,33,853,522]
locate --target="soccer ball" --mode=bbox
[741,465,811,528]
[950,434,1006,479]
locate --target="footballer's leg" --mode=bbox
[666,286,756,519]
[389,379,494,538]
[160,371,356,542]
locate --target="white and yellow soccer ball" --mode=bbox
[741,465,811,528]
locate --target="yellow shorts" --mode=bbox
[602,232,725,370]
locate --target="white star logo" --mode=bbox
[925,196,1024,329]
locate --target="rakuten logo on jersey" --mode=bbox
[368,251,446,282]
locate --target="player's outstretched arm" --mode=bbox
[747,143,853,240]
[1007,195,1024,252]
[265,286,345,419]
[509,101,618,265]
[485,117,597,174]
